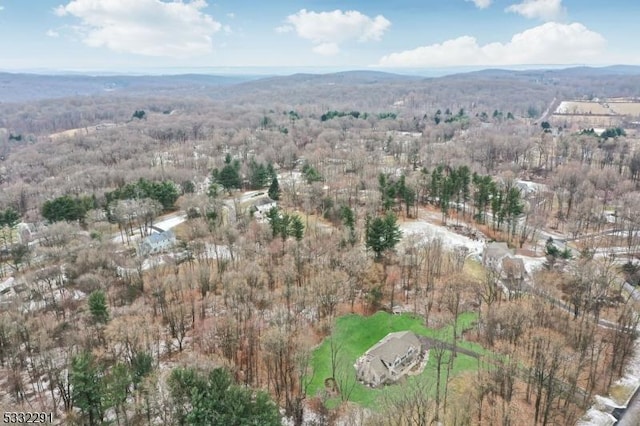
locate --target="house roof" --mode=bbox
[366,331,421,365]
[253,197,276,207]
[502,256,525,274]
[144,230,175,245]
[483,242,511,261]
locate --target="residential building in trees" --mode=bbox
[137,230,176,256]
[355,331,426,387]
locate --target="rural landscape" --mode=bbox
[1,64,640,426]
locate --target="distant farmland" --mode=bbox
[552,98,640,128]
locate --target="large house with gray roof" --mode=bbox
[137,230,176,257]
[354,330,426,387]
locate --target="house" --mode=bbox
[483,242,527,297]
[502,256,526,281]
[482,242,512,270]
[501,256,527,296]
[355,331,425,387]
[251,197,277,222]
[137,230,176,256]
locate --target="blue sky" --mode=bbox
[0,0,637,73]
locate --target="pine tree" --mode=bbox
[88,290,109,324]
[290,216,304,241]
[365,212,402,260]
[168,367,281,425]
[71,352,104,425]
[268,177,281,201]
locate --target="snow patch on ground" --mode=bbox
[278,171,303,186]
[578,335,640,425]
[400,220,485,257]
[594,395,624,410]
[516,179,548,194]
[615,339,640,393]
[110,214,186,244]
[519,255,547,274]
[576,408,617,426]
[155,214,187,231]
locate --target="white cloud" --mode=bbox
[279,9,390,54]
[275,25,292,34]
[313,42,340,56]
[54,0,221,57]
[466,0,492,9]
[506,0,565,21]
[378,22,606,67]
[46,29,60,38]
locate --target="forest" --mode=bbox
[1,67,640,425]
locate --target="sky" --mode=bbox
[0,0,638,74]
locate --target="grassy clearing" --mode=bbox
[307,311,486,408]
[171,221,191,241]
[464,258,486,282]
[609,383,635,405]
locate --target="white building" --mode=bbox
[137,230,176,257]
[251,197,277,222]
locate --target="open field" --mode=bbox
[49,122,120,140]
[554,99,640,120]
[555,101,615,115]
[609,102,640,116]
[307,311,484,408]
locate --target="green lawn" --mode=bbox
[307,311,486,408]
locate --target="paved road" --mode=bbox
[538,97,558,123]
[616,385,640,425]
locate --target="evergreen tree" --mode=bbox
[1,208,20,228]
[502,186,523,238]
[180,180,195,194]
[340,205,355,229]
[0,208,20,248]
[104,362,131,422]
[472,173,494,223]
[290,215,304,241]
[266,207,282,238]
[217,163,242,194]
[396,175,415,217]
[457,166,471,218]
[104,179,178,211]
[88,290,109,324]
[340,205,357,245]
[268,177,281,201]
[302,163,323,183]
[365,212,402,260]
[70,352,104,425]
[132,110,146,120]
[430,165,444,204]
[131,352,153,388]
[168,367,281,426]
[42,195,94,223]
[248,159,270,189]
[491,186,506,231]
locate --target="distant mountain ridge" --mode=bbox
[1,65,640,103]
[451,65,640,79]
[0,72,259,103]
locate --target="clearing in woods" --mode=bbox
[307,311,485,408]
